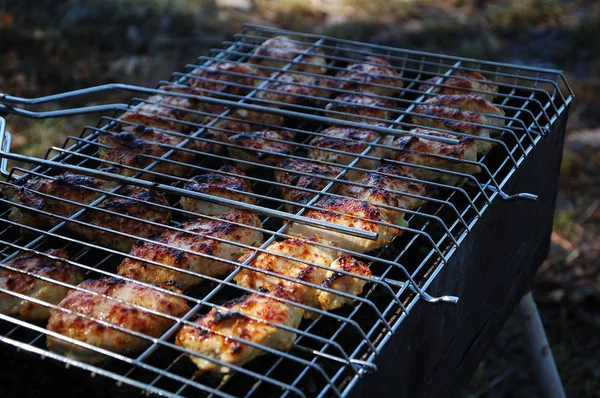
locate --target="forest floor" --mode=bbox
[0,1,598,397]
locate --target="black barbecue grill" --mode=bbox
[0,25,574,397]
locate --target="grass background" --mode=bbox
[0,0,598,396]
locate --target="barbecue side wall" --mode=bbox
[349,111,568,398]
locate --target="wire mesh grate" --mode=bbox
[0,24,573,397]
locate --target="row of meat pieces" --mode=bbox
[99,81,503,191]
[99,47,406,180]
[1,161,392,255]
[0,227,372,372]
[93,35,398,178]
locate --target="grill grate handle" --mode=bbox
[0,84,461,143]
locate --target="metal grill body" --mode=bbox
[0,25,573,397]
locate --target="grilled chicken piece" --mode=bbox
[0,249,84,322]
[189,62,266,97]
[176,287,303,374]
[3,172,119,231]
[198,107,286,155]
[199,117,253,155]
[117,110,179,134]
[180,166,256,216]
[249,36,328,75]
[234,236,338,312]
[287,196,399,253]
[419,71,499,102]
[47,277,189,364]
[423,94,505,128]
[324,93,395,123]
[255,72,333,107]
[307,125,393,176]
[235,236,372,315]
[318,256,371,311]
[337,162,430,226]
[74,186,172,253]
[411,104,496,156]
[200,104,230,121]
[142,85,203,121]
[391,128,481,186]
[336,56,403,96]
[118,211,263,290]
[3,171,171,252]
[230,108,286,127]
[274,158,342,212]
[228,129,296,171]
[119,85,203,132]
[98,125,195,180]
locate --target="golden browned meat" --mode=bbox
[117,211,263,290]
[287,196,399,253]
[335,56,403,96]
[2,172,171,252]
[307,125,393,175]
[391,128,481,186]
[337,162,430,226]
[249,36,328,75]
[3,172,119,231]
[73,186,172,253]
[188,62,266,97]
[119,85,203,132]
[47,277,190,364]
[180,165,256,216]
[98,125,196,180]
[411,104,496,156]
[418,71,499,102]
[235,236,372,315]
[255,72,333,107]
[423,94,505,128]
[274,158,342,212]
[0,249,85,322]
[234,236,338,312]
[317,256,371,311]
[176,287,304,374]
[227,129,296,171]
[324,93,395,123]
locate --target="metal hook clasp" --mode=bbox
[487,185,538,202]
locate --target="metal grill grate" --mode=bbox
[0,24,573,397]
